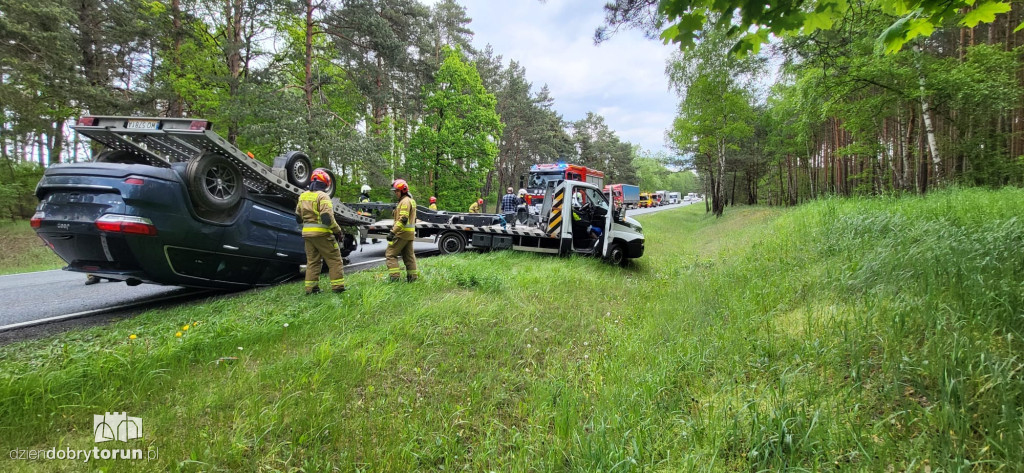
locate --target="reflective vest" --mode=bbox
[296,191,342,237]
[391,195,417,239]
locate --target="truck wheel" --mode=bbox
[94,149,145,164]
[605,242,626,267]
[282,151,312,188]
[438,232,466,254]
[186,153,245,211]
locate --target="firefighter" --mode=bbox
[385,179,418,282]
[469,198,482,213]
[428,196,437,210]
[357,184,372,244]
[295,169,346,294]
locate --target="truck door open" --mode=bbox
[603,188,614,258]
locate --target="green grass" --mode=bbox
[0,220,66,275]
[1,187,1022,471]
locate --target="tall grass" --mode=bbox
[0,187,1020,471]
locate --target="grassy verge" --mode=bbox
[0,220,66,275]
[1,188,1022,471]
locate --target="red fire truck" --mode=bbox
[522,162,605,207]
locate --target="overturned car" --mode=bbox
[31,116,369,290]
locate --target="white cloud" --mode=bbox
[451,0,679,155]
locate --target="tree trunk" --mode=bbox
[914,45,941,184]
[304,0,314,112]
[167,0,184,117]
[225,0,244,144]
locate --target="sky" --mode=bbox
[431,0,680,156]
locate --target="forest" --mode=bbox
[0,0,697,218]
[602,0,1024,216]
[2,0,1021,218]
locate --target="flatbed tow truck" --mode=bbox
[349,180,645,265]
[32,116,640,291]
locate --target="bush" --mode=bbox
[0,160,44,220]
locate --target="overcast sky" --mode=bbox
[431,0,680,156]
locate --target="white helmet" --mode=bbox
[518,188,526,196]
[360,185,371,193]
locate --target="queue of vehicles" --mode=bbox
[29,118,648,290]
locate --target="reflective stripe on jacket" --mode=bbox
[390,195,417,239]
[296,191,342,237]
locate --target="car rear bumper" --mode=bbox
[33,163,305,288]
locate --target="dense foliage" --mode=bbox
[0,0,652,209]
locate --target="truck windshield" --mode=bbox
[528,172,563,189]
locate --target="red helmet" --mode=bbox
[429,196,436,203]
[477,199,483,204]
[391,179,409,193]
[310,169,331,186]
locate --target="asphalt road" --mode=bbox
[625,199,703,217]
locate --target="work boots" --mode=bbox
[305,287,322,295]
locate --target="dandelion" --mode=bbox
[175,332,182,337]
[182,325,190,331]
[129,334,137,340]
[526,344,531,348]
[238,347,243,351]
[283,323,289,328]
[193,322,199,327]
[583,341,588,346]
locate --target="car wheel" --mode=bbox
[282,151,312,188]
[186,153,245,212]
[438,232,466,254]
[94,149,145,164]
[604,242,626,267]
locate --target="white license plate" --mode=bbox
[126,120,158,130]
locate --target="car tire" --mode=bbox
[282,151,312,188]
[186,153,245,212]
[604,242,626,267]
[94,149,145,164]
[438,231,466,255]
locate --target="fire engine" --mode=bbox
[522,163,604,208]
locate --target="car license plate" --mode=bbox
[126,120,159,130]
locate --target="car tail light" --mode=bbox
[77,116,98,126]
[124,178,145,185]
[189,120,210,131]
[30,211,44,228]
[95,214,158,236]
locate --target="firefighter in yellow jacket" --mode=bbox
[295,169,345,294]
[386,179,418,282]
